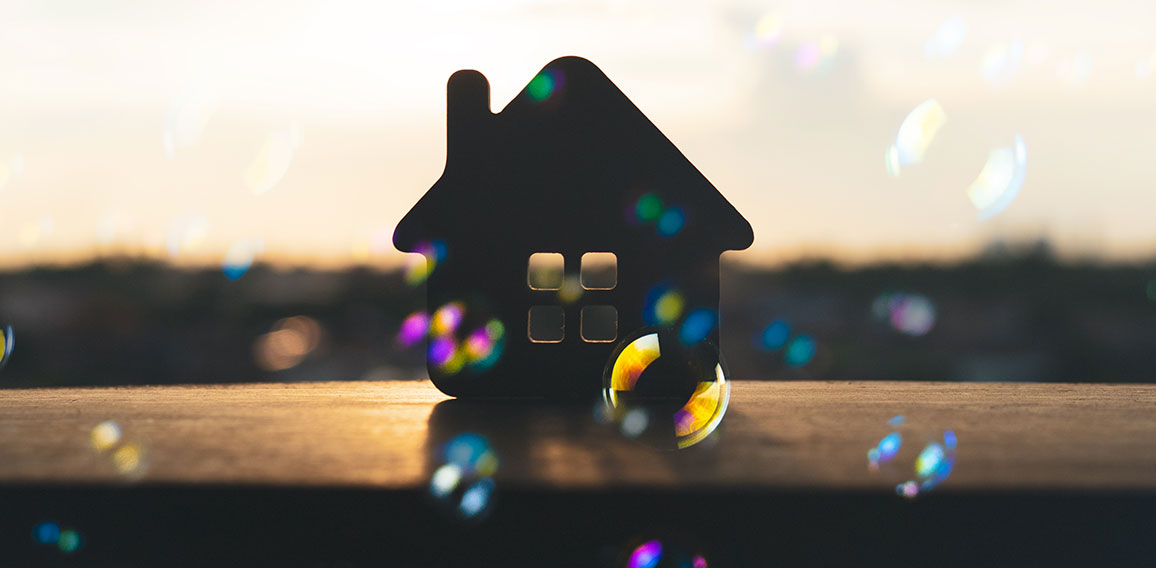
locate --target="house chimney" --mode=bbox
[446,69,491,153]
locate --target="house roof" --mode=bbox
[394,56,753,256]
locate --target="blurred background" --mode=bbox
[1,0,1155,386]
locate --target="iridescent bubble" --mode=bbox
[627,540,663,568]
[657,207,686,237]
[431,302,465,336]
[967,134,1027,220]
[0,153,24,191]
[795,34,838,73]
[924,15,967,59]
[223,239,264,281]
[429,433,499,520]
[784,335,816,367]
[643,284,685,326]
[246,122,303,196]
[759,319,790,350]
[981,39,1023,86]
[892,99,947,169]
[0,324,13,371]
[90,421,122,452]
[620,536,709,568]
[603,328,730,450]
[527,69,563,102]
[405,240,447,286]
[868,418,957,498]
[397,311,430,347]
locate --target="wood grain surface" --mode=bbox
[2,381,1155,491]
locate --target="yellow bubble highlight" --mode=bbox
[608,333,661,406]
[90,421,122,453]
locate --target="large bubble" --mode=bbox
[601,328,730,450]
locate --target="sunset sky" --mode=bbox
[1,0,1155,269]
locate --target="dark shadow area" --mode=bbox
[0,484,1152,566]
[1,244,1155,387]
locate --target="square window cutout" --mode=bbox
[528,305,565,343]
[580,252,617,290]
[528,253,564,290]
[581,305,617,343]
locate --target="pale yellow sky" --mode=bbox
[1,0,1155,269]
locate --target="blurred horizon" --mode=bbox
[2,0,1156,269]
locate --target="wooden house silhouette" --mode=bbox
[394,56,752,398]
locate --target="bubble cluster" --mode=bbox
[602,328,730,450]
[621,537,708,568]
[253,315,323,372]
[405,240,447,286]
[924,15,967,59]
[867,416,957,499]
[967,135,1027,220]
[246,122,303,196]
[429,433,499,520]
[34,522,84,554]
[872,292,937,337]
[630,193,687,238]
[795,34,838,73]
[0,324,13,371]
[89,420,148,477]
[401,302,506,376]
[886,99,947,177]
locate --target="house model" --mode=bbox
[394,56,752,398]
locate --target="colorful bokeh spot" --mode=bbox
[967,135,1027,220]
[627,540,663,568]
[795,34,839,73]
[657,207,686,237]
[759,319,790,350]
[888,98,947,176]
[429,433,499,520]
[398,311,431,347]
[784,335,816,367]
[868,418,957,498]
[644,285,685,326]
[527,69,562,102]
[679,309,717,346]
[405,240,446,286]
[0,324,12,371]
[635,193,664,223]
[873,292,937,337]
[431,302,464,336]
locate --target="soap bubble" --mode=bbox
[0,324,13,371]
[418,301,507,377]
[981,39,1023,86]
[246,122,303,196]
[924,15,967,59]
[967,135,1027,220]
[873,292,937,337]
[223,239,264,281]
[602,328,730,450]
[887,99,947,176]
[867,416,957,498]
[405,240,446,286]
[429,433,499,520]
[643,284,685,326]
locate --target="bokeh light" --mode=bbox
[0,324,13,371]
[634,193,664,223]
[621,536,709,568]
[431,302,465,336]
[678,309,717,346]
[627,540,663,568]
[397,311,431,347]
[759,319,791,350]
[873,292,937,337]
[867,417,957,498]
[643,284,685,326]
[405,240,447,286]
[223,239,264,281]
[0,153,23,191]
[967,135,1027,220]
[33,522,84,554]
[924,15,967,59]
[245,122,303,196]
[630,194,687,237]
[162,88,217,159]
[253,315,323,372]
[749,12,783,49]
[888,98,947,175]
[784,335,816,367]
[90,421,123,452]
[527,69,563,102]
[603,328,730,450]
[981,39,1024,86]
[429,433,499,520]
[795,34,839,73]
[34,522,61,545]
